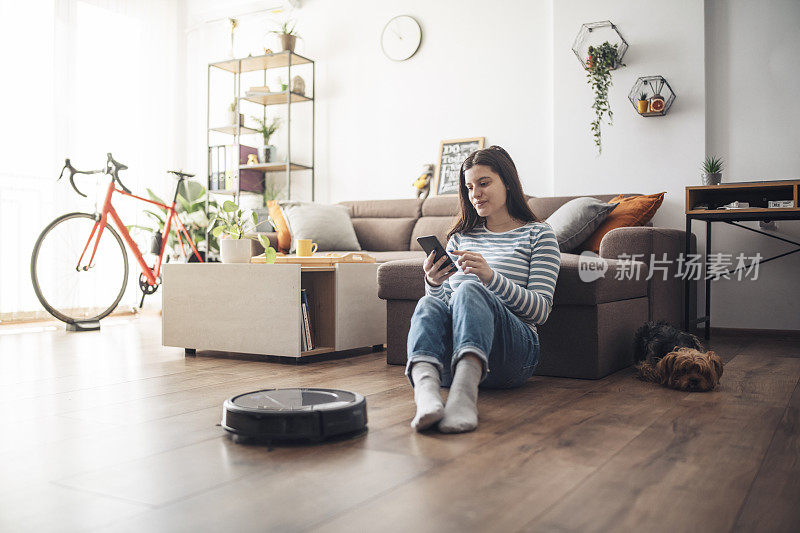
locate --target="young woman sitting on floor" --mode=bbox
[406,145,561,433]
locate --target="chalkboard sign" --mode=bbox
[433,137,485,195]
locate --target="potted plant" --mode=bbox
[252,116,281,163]
[128,182,219,262]
[227,100,243,127]
[211,200,259,263]
[701,156,724,185]
[636,91,649,114]
[256,235,277,264]
[586,42,624,154]
[271,20,299,53]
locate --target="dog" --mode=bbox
[633,321,722,391]
[633,320,704,366]
[636,347,723,392]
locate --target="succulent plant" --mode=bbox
[638,91,648,101]
[701,156,724,174]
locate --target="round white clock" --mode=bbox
[381,15,422,61]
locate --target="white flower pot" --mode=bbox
[220,238,252,263]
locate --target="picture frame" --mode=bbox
[433,137,485,195]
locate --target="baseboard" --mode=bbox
[690,326,800,338]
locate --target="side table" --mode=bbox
[684,180,800,339]
[162,263,386,361]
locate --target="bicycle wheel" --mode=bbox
[31,212,129,323]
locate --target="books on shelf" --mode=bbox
[208,145,264,193]
[208,145,232,191]
[300,289,314,351]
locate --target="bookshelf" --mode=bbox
[206,51,315,257]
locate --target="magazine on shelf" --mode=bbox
[301,289,313,350]
[301,313,308,351]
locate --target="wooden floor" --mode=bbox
[0,314,798,533]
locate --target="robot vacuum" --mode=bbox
[221,388,367,443]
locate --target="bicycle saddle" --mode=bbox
[168,170,195,179]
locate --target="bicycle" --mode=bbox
[30,153,204,324]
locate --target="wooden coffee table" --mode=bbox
[162,262,386,362]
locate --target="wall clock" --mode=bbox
[381,15,422,61]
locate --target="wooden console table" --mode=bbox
[162,263,386,362]
[684,179,800,338]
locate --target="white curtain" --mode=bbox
[0,0,181,321]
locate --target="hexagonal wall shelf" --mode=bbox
[572,21,628,70]
[628,76,676,116]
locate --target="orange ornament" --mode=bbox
[650,96,665,113]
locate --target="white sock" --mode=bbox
[410,362,444,431]
[439,355,482,433]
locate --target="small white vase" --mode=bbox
[226,110,237,126]
[220,238,252,263]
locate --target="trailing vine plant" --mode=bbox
[586,42,624,154]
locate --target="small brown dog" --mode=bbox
[636,347,723,392]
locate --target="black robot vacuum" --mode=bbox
[221,388,367,443]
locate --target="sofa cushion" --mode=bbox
[324,250,426,261]
[339,199,423,251]
[351,218,418,251]
[528,194,624,220]
[581,192,665,253]
[267,201,292,252]
[421,195,461,216]
[546,197,618,252]
[279,201,361,253]
[339,199,423,218]
[367,251,427,263]
[410,216,455,251]
[377,253,647,304]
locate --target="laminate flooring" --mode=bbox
[0,315,797,532]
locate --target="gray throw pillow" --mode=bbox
[279,201,361,253]
[546,197,618,252]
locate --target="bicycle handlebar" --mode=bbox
[57,153,132,197]
[106,153,132,194]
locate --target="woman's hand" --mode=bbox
[423,252,457,287]
[452,250,493,284]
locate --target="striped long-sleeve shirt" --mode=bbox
[425,221,561,332]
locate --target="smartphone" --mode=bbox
[416,235,458,274]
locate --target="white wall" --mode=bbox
[182,0,554,202]
[180,0,799,332]
[553,0,706,233]
[704,0,800,331]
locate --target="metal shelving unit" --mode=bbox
[205,50,315,211]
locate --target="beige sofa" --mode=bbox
[257,195,696,379]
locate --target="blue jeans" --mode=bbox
[406,280,540,389]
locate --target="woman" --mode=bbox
[407,145,561,433]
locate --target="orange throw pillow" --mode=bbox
[581,192,666,253]
[267,200,291,253]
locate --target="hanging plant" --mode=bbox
[586,42,624,154]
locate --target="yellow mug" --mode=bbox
[296,239,318,257]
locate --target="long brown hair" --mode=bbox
[447,145,540,240]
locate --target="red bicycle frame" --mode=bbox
[76,177,203,287]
